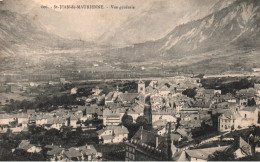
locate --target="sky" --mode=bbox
[1,0,219,43]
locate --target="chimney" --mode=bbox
[156,136,159,148]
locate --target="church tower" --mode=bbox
[138,80,145,95]
[144,95,152,126]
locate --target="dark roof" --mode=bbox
[64,148,82,158]
[47,146,63,156]
[186,146,228,160]
[18,140,33,150]
[118,93,138,102]
[131,127,165,148]
[226,137,252,156]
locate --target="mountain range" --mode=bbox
[104,0,260,74]
[0,0,259,75]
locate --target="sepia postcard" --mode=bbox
[0,0,260,161]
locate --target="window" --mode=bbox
[245,114,247,118]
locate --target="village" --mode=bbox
[0,74,260,161]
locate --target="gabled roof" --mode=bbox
[102,135,114,140]
[118,93,138,102]
[176,128,189,137]
[171,132,182,141]
[103,108,125,117]
[138,80,145,84]
[226,137,252,156]
[106,92,114,101]
[222,109,241,120]
[64,148,82,158]
[241,106,258,112]
[185,146,228,160]
[27,109,35,114]
[16,113,28,118]
[78,145,97,155]
[97,125,129,136]
[128,105,143,114]
[131,127,165,148]
[18,140,34,150]
[47,146,63,156]
[192,100,210,108]
[172,150,189,161]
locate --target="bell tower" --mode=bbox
[144,95,152,126]
[138,80,145,95]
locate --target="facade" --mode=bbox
[97,125,129,144]
[125,127,172,161]
[138,80,145,95]
[103,108,125,126]
[218,106,260,132]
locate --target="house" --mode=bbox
[17,113,29,124]
[105,92,114,105]
[155,126,167,136]
[0,114,12,125]
[225,136,254,159]
[63,147,82,161]
[77,144,100,161]
[83,105,101,120]
[152,110,177,123]
[29,115,37,124]
[128,104,144,123]
[17,140,42,153]
[69,115,79,128]
[125,127,173,161]
[218,106,260,132]
[254,83,260,96]
[36,114,49,126]
[236,88,258,105]
[45,117,67,130]
[27,109,36,116]
[103,108,125,126]
[62,145,99,161]
[92,87,103,96]
[71,87,78,95]
[157,85,171,97]
[116,93,138,105]
[45,145,64,161]
[97,125,129,144]
[184,146,228,161]
[218,108,242,132]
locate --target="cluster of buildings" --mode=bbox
[16,141,101,161]
[1,76,260,161]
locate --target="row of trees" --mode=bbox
[3,94,84,113]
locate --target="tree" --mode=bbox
[182,88,197,98]
[208,150,235,161]
[248,98,256,106]
[61,126,72,140]
[75,127,83,136]
[121,114,133,127]
[136,116,148,126]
